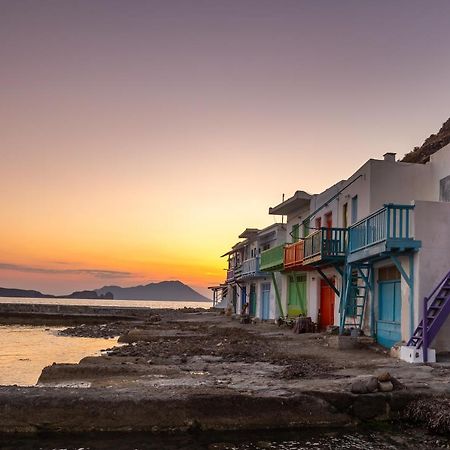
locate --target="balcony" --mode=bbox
[260,244,284,272]
[284,240,308,271]
[226,263,242,283]
[303,227,347,266]
[237,256,265,280]
[347,204,421,263]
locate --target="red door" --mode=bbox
[319,279,335,329]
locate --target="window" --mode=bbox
[351,195,358,224]
[378,266,401,281]
[440,176,450,202]
[291,224,299,242]
[302,220,310,237]
[315,217,322,229]
[342,203,348,228]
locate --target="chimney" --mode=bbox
[383,152,396,162]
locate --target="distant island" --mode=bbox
[0,280,209,302]
[95,280,209,301]
[0,288,113,300]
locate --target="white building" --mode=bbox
[222,224,286,320]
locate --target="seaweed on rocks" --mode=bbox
[404,397,450,433]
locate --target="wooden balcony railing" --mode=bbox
[349,204,416,254]
[238,256,262,279]
[303,227,347,264]
[260,245,284,272]
[284,240,305,269]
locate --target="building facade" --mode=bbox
[215,145,450,359]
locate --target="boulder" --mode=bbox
[350,376,379,394]
[378,381,394,392]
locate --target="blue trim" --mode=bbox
[389,254,415,338]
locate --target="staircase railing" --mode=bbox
[409,270,450,362]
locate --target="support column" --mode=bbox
[271,272,285,319]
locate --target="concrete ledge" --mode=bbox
[0,387,436,433]
[0,303,155,324]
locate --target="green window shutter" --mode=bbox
[302,220,310,238]
[292,224,299,243]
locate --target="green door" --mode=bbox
[249,284,256,317]
[288,274,307,317]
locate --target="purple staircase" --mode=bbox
[408,270,450,362]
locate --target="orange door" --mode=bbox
[319,279,335,329]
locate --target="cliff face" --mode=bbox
[402,118,450,164]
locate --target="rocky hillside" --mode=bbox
[402,118,450,163]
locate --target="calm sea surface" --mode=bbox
[0,297,210,386]
[0,296,211,309]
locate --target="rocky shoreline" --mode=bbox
[1,309,450,435]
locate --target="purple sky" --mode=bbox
[1,1,450,295]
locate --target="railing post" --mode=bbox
[386,205,391,240]
[423,296,428,363]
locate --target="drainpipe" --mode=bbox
[409,254,414,341]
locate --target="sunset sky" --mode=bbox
[1,1,450,296]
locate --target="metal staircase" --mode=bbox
[340,262,372,333]
[408,270,450,354]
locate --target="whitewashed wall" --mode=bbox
[413,200,450,352]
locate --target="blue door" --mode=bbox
[241,286,247,312]
[377,279,401,348]
[261,283,271,320]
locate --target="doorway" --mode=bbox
[377,266,401,348]
[249,284,256,317]
[319,278,335,329]
[261,283,271,320]
[240,286,247,312]
[288,274,307,317]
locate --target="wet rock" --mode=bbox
[208,444,237,450]
[379,381,394,392]
[351,379,369,394]
[353,394,388,420]
[350,376,379,394]
[366,376,379,393]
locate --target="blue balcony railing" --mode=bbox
[349,204,415,254]
[303,227,347,264]
[238,256,264,279]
